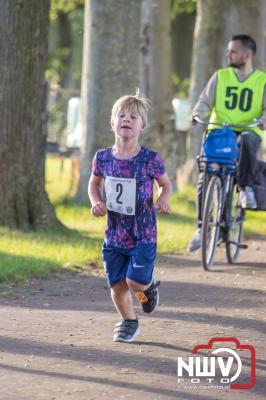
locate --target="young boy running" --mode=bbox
[88,91,172,343]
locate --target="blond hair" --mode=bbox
[110,89,151,129]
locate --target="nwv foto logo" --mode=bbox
[177,338,256,390]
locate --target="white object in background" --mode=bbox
[172,98,191,131]
[66,97,82,148]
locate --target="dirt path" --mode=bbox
[0,238,265,400]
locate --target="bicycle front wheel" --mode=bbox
[225,181,244,264]
[202,175,222,271]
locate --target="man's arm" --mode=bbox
[192,72,217,121]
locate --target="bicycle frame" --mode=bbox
[194,116,261,270]
[200,160,238,269]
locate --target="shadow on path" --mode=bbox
[0,362,222,400]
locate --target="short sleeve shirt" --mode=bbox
[92,145,165,248]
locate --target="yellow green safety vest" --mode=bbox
[209,67,266,138]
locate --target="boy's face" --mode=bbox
[112,107,144,140]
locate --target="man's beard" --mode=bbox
[228,61,245,68]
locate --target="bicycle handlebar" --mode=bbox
[193,115,262,129]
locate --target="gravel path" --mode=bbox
[0,238,265,400]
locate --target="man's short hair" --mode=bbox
[231,34,256,55]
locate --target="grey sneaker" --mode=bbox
[113,319,140,343]
[187,228,202,252]
[240,186,257,209]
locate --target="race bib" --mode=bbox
[104,176,136,215]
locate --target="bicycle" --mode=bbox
[194,116,262,271]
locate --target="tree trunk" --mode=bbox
[223,0,266,70]
[189,0,226,162]
[58,11,73,89]
[56,11,74,139]
[171,10,196,190]
[139,0,177,188]
[183,0,266,186]
[0,0,61,229]
[171,11,195,81]
[76,0,141,202]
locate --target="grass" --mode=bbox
[0,156,265,284]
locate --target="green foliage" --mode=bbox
[46,48,71,86]
[69,8,84,87]
[245,210,266,237]
[47,4,84,87]
[171,0,197,18]
[171,73,190,97]
[50,0,84,20]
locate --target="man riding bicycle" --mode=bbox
[188,34,266,253]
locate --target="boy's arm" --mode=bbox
[154,173,172,214]
[88,173,107,217]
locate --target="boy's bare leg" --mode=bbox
[111,280,139,320]
[127,277,160,314]
[111,279,151,319]
[126,278,150,292]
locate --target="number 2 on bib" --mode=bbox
[105,176,136,215]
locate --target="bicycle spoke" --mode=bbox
[226,181,244,264]
[202,176,222,270]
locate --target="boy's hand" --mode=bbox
[154,200,171,214]
[91,201,107,217]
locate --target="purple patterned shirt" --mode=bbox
[92,145,165,248]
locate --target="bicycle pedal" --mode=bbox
[238,243,248,249]
[228,241,248,249]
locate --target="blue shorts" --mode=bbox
[102,242,156,288]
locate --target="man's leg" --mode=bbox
[238,131,261,188]
[239,131,261,209]
[187,172,204,252]
[196,171,205,228]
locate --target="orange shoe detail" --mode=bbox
[135,291,149,304]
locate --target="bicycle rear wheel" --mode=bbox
[202,175,222,271]
[225,180,244,264]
